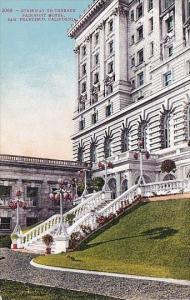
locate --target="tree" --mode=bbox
[161,160,176,173]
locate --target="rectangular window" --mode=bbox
[164,71,172,86]
[131,34,135,45]
[82,45,86,57]
[106,104,112,117]
[109,20,113,32]
[149,17,153,32]
[131,57,135,67]
[108,61,114,74]
[95,32,99,45]
[0,217,11,230]
[150,41,154,56]
[137,25,143,41]
[164,0,174,10]
[168,45,173,56]
[82,63,86,76]
[136,3,143,19]
[81,82,86,93]
[137,49,144,64]
[95,53,99,65]
[0,185,11,199]
[109,41,114,54]
[131,10,134,21]
[166,16,174,32]
[138,72,144,86]
[92,112,98,124]
[148,0,153,10]
[94,73,99,84]
[27,187,38,206]
[79,119,85,130]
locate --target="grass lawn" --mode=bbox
[34,200,190,280]
[0,280,115,300]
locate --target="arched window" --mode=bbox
[90,142,97,163]
[121,128,129,152]
[163,113,170,148]
[78,147,84,163]
[104,137,112,158]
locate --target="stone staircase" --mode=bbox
[18,179,190,254]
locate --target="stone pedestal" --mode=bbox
[54,236,69,254]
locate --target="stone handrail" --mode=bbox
[69,184,140,234]
[20,191,104,246]
[140,179,190,197]
[0,154,82,168]
[20,214,61,245]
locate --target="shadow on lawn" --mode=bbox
[80,227,178,250]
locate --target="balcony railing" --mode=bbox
[0,154,83,168]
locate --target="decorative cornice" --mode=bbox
[112,4,128,16]
[68,0,112,39]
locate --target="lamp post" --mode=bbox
[10,190,27,235]
[49,179,73,237]
[78,166,90,198]
[133,140,150,185]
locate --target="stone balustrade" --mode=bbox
[140,179,190,197]
[20,191,104,247]
[0,154,83,168]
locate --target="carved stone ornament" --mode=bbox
[79,93,87,102]
[112,5,128,16]
[91,85,100,95]
[104,74,115,86]
[73,46,80,54]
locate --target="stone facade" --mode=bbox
[69,0,190,195]
[0,154,82,235]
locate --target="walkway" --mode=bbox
[0,248,190,300]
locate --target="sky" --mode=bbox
[0,0,92,160]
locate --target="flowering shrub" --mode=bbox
[107,213,116,221]
[69,231,83,249]
[96,215,109,226]
[80,225,92,235]
[116,207,125,216]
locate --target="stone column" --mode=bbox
[115,172,121,197]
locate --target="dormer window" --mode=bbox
[136,3,143,19]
